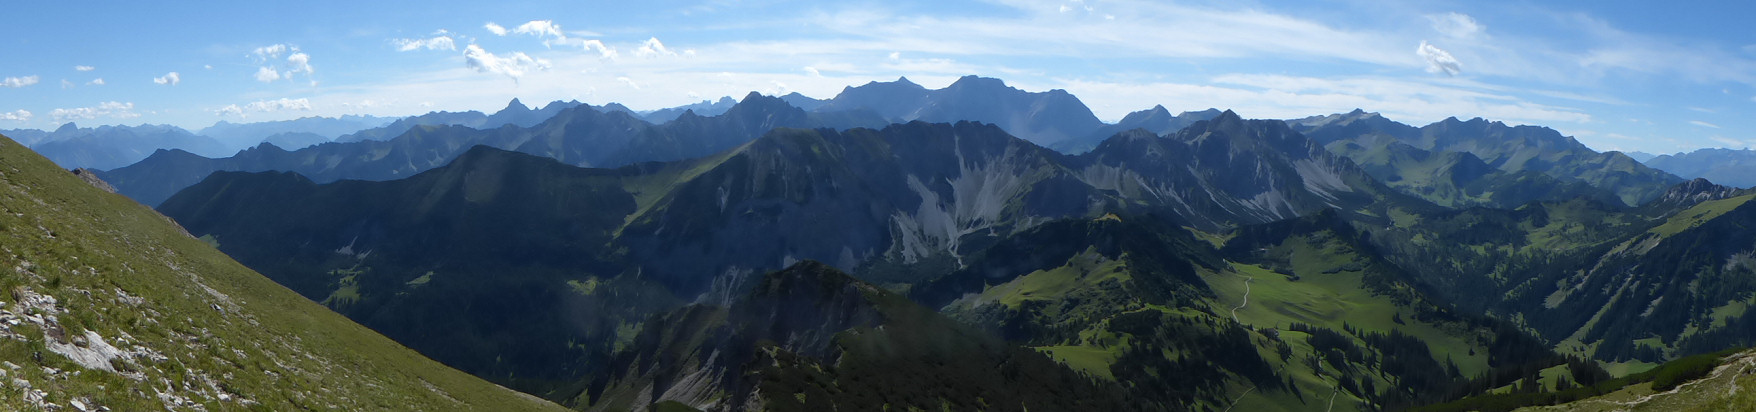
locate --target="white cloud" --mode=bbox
[2,75,40,88]
[1427,12,1483,39]
[513,20,565,39]
[0,110,30,122]
[1709,136,1746,148]
[87,78,104,86]
[804,66,822,77]
[484,22,507,36]
[252,44,289,60]
[500,19,617,57]
[394,34,456,51]
[213,98,313,118]
[287,53,313,75]
[204,64,213,70]
[61,79,74,89]
[255,67,282,82]
[250,44,313,83]
[635,37,678,58]
[51,101,138,121]
[1687,106,1715,113]
[617,76,640,89]
[73,65,95,72]
[1690,120,1721,129]
[463,44,551,80]
[153,72,180,86]
[1417,41,1462,76]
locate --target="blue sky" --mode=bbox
[2,0,1753,154]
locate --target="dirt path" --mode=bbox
[1231,275,1254,323]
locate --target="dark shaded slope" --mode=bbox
[584,261,1137,412]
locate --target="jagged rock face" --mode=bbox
[620,121,1108,293]
[1659,178,1744,205]
[1077,111,1397,228]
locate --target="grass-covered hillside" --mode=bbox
[0,134,563,411]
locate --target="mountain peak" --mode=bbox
[55,122,79,133]
[947,75,1009,90]
[895,76,917,86]
[1213,109,1244,124]
[1655,177,1744,207]
[503,98,528,112]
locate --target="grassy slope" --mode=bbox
[1518,351,1756,412]
[0,135,563,411]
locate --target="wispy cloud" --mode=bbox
[86,78,104,86]
[214,98,313,118]
[463,44,550,80]
[73,65,95,72]
[51,101,138,121]
[1687,106,1715,113]
[484,22,507,36]
[499,20,617,58]
[1417,41,1462,76]
[393,32,457,51]
[1,75,40,88]
[634,37,679,58]
[0,110,30,122]
[1426,12,1484,39]
[153,72,180,86]
[1690,120,1721,128]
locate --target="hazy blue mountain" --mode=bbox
[640,96,739,123]
[0,128,52,146]
[1624,151,1658,162]
[198,115,393,151]
[1644,148,1756,188]
[29,123,228,170]
[814,75,1107,148]
[336,109,489,142]
[482,98,583,129]
[1051,105,1221,153]
[778,91,826,111]
[100,93,836,207]
[260,131,330,150]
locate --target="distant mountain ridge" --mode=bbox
[28,122,230,170]
[1643,148,1756,189]
[100,93,849,207]
[1292,109,1681,207]
[815,75,1107,148]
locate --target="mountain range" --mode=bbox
[152,109,1629,410]
[14,73,1756,411]
[1641,148,1756,189]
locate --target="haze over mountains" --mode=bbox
[10,74,1756,411]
